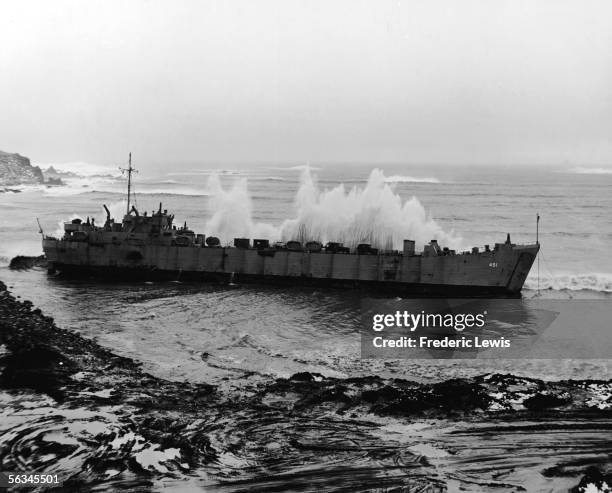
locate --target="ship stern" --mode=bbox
[42,237,60,273]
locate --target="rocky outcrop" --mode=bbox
[9,255,47,270]
[43,165,76,179]
[44,176,64,186]
[0,150,43,186]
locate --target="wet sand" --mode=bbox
[1,279,611,492]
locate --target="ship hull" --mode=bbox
[43,239,539,298]
[47,262,525,297]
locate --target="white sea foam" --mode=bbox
[567,167,612,175]
[106,200,128,220]
[35,161,120,177]
[261,176,289,182]
[167,169,242,176]
[585,383,612,410]
[1,183,46,193]
[36,174,208,197]
[134,444,181,473]
[43,176,124,196]
[124,188,208,197]
[265,165,322,171]
[204,168,460,251]
[384,175,441,184]
[204,175,279,243]
[524,273,612,293]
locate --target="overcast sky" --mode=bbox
[1,0,611,167]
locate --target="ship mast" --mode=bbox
[120,152,138,215]
[536,213,540,294]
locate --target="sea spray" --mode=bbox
[204,174,278,244]
[279,168,459,250]
[524,272,612,292]
[107,199,128,221]
[205,168,460,251]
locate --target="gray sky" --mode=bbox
[1,0,611,167]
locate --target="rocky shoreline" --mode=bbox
[8,255,48,270]
[0,151,43,186]
[0,150,65,188]
[1,278,611,491]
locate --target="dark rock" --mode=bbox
[43,165,78,179]
[362,385,403,403]
[289,372,324,382]
[0,150,43,186]
[570,466,612,493]
[9,255,47,270]
[266,374,492,417]
[0,345,77,399]
[45,177,64,186]
[523,392,571,410]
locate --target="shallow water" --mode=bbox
[2,267,611,389]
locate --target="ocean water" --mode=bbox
[2,163,612,491]
[1,162,611,387]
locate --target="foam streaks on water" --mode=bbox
[2,373,611,492]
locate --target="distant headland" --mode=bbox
[0,150,63,189]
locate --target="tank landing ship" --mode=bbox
[42,156,539,297]
[43,214,538,296]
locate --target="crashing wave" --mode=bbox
[524,273,612,293]
[204,168,459,250]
